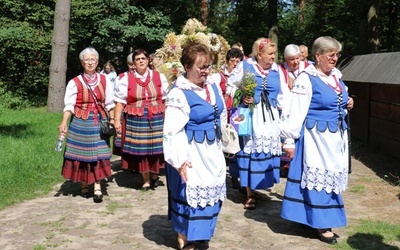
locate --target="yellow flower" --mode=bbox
[233,72,257,111]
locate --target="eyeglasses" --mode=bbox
[82,58,97,64]
[135,57,148,61]
[229,58,241,64]
[325,53,342,60]
[196,64,212,72]
[258,38,271,52]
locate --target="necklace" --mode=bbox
[135,71,151,87]
[82,73,98,86]
[328,75,342,92]
[255,63,268,78]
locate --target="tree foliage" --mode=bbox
[0,0,398,107]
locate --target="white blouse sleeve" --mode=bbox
[63,79,78,113]
[104,75,115,111]
[279,72,313,146]
[114,73,128,104]
[277,66,292,111]
[163,88,191,169]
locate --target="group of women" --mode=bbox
[57,35,354,249]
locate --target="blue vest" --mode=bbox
[243,61,280,108]
[305,74,349,132]
[182,83,224,143]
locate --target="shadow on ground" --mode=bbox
[351,139,399,186]
[347,233,400,250]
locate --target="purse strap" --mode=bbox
[82,74,110,121]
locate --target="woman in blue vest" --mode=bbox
[163,42,227,250]
[228,37,283,209]
[280,36,354,244]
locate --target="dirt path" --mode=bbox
[0,156,399,250]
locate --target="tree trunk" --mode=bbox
[269,26,279,62]
[47,0,71,112]
[201,0,208,26]
[367,1,380,53]
[387,1,399,52]
[299,0,306,22]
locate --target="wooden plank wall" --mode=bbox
[345,81,400,159]
[346,81,370,142]
[369,84,400,158]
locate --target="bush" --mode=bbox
[0,86,30,112]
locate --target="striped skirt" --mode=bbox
[280,129,347,229]
[120,108,164,172]
[166,164,223,241]
[62,113,112,184]
[234,150,281,190]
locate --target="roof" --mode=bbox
[339,52,400,85]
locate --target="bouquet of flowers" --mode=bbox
[233,72,257,111]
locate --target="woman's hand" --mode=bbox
[243,96,254,106]
[283,148,295,159]
[178,161,192,183]
[347,97,354,110]
[58,123,68,134]
[114,119,122,133]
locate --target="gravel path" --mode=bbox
[0,157,399,250]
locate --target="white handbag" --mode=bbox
[221,123,241,158]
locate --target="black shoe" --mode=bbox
[93,189,103,203]
[80,187,89,198]
[318,230,337,244]
[150,177,160,189]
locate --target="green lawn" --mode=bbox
[0,107,64,210]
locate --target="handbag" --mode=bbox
[99,120,117,138]
[84,78,117,139]
[221,123,240,158]
[230,106,253,136]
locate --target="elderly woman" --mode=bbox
[58,47,115,203]
[278,44,312,173]
[279,36,354,244]
[163,42,227,250]
[114,49,169,190]
[228,37,283,209]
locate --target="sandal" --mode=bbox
[181,243,196,250]
[244,196,256,210]
[318,229,337,244]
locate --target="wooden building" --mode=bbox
[339,52,400,159]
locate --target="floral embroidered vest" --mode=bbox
[73,74,107,120]
[124,70,165,116]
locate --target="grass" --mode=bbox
[334,220,400,250]
[349,184,365,194]
[0,107,64,210]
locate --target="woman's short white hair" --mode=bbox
[79,47,99,60]
[284,44,301,58]
[312,36,342,56]
[127,53,134,64]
